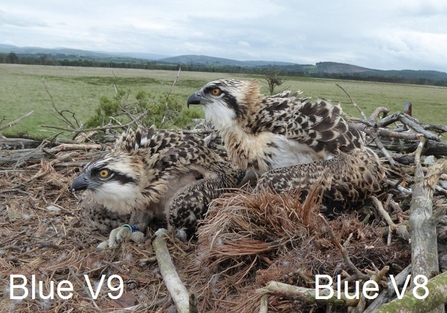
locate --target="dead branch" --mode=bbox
[0,137,43,150]
[42,78,79,129]
[160,67,181,128]
[423,123,447,134]
[370,107,390,120]
[353,266,390,313]
[352,104,447,158]
[42,109,148,140]
[336,83,368,120]
[319,214,369,280]
[256,280,359,306]
[375,136,397,167]
[387,179,412,196]
[0,111,34,131]
[371,196,397,230]
[259,294,268,313]
[44,143,103,154]
[371,195,410,244]
[363,265,411,313]
[374,270,447,313]
[378,137,447,156]
[378,112,440,141]
[410,137,447,313]
[152,228,190,313]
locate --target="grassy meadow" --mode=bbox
[1,64,447,139]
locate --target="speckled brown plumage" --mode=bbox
[257,148,387,208]
[188,79,364,174]
[72,126,245,237]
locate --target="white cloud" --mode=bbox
[0,0,446,72]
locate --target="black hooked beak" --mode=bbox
[71,173,89,193]
[187,93,202,108]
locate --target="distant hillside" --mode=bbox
[159,54,295,67]
[1,44,447,85]
[158,57,447,82]
[0,44,166,61]
[0,44,111,59]
[313,62,372,74]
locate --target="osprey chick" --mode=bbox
[188,79,364,174]
[72,126,245,243]
[257,148,386,208]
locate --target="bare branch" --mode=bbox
[409,137,447,312]
[160,67,181,127]
[44,143,103,154]
[336,83,368,120]
[378,112,440,141]
[42,78,77,129]
[0,111,34,131]
[256,280,359,306]
[152,228,190,313]
[319,214,369,280]
[370,107,390,120]
[374,271,447,313]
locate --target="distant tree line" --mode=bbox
[1,52,446,87]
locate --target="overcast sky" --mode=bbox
[1,0,447,72]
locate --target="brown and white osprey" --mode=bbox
[187,79,364,175]
[71,126,245,245]
[257,148,386,209]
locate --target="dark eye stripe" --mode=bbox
[92,167,136,184]
[113,173,136,184]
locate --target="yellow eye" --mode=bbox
[98,169,110,178]
[211,88,222,96]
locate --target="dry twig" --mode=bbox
[152,228,190,313]
[336,83,368,120]
[319,214,369,281]
[160,67,181,127]
[256,280,359,306]
[42,78,80,129]
[0,111,34,131]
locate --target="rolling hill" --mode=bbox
[1,44,447,83]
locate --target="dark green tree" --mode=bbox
[85,88,201,129]
[5,52,19,64]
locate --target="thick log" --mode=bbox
[0,149,47,166]
[0,137,43,149]
[378,137,447,156]
[409,139,447,313]
[374,271,447,313]
[410,159,447,277]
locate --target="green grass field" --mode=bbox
[1,64,446,139]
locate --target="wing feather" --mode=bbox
[251,96,363,154]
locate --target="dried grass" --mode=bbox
[0,150,412,312]
[0,152,191,313]
[188,187,410,313]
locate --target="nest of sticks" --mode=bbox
[189,187,411,312]
[1,104,447,312]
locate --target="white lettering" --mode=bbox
[315,274,334,299]
[362,280,379,299]
[84,274,105,299]
[107,275,124,299]
[390,274,411,299]
[57,281,74,300]
[10,275,28,300]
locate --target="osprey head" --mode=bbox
[72,152,148,215]
[187,79,261,129]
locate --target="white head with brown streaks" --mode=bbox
[187,79,261,130]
